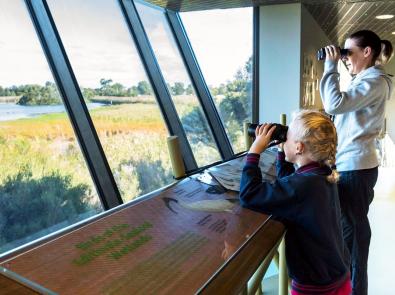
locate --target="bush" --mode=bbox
[181,106,214,148]
[116,158,173,199]
[0,168,94,247]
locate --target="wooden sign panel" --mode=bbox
[1,179,284,294]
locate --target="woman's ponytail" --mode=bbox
[379,39,394,65]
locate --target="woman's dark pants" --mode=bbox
[338,167,378,295]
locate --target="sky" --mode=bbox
[0,0,252,89]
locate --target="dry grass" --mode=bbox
[0,103,167,140]
[0,100,218,202]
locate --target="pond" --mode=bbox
[0,102,104,121]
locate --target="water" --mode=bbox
[0,102,104,122]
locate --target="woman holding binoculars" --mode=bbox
[320,30,393,295]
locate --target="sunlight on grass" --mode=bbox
[0,101,221,203]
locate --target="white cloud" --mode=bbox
[0,0,252,89]
[181,8,253,86]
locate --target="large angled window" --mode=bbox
[0,0,102,255]
[181,8,253,153]
[47,0,173,203]
[135,1,221,166]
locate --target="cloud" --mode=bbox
[0,0,252,89]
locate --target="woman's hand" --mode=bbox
[249,123,276,154]
[324,45,341,62]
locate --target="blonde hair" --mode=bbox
[376,39,394,65]
[292,110,339,183]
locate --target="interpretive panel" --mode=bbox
[208,150,276,191]
[0,178,282,294]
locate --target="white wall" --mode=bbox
[258,4,330,124]
[300,5,331,110]
[259,3,301,124]
[384,58,395,140]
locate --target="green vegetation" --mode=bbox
[0,81,62,105]
[184,57,252,151]
[0,168,98,252]
[0,57,252,253]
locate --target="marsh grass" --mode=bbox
[0,100,219,203]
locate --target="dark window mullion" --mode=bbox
[25,0,122,209]
[166,10,234,160]
[253,7,260,124]
[119,0,197,171]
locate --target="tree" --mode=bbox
[177,56,252,145]
[137,81,152,95]
[217,57,252,138]
[100,78,113,89]
[172,82,185,95]
[181,107,214,147]
[127,86,139,97]
[133,159,172,196]
[99,78,113,96]
[17,83,61,105]
[82,88,95,100]
[185,84,193,95]
[111,83,126,97]
[0,168,95,251]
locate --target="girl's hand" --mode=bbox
[249,123,276,154]
[324,45,340,62]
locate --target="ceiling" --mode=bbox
[145,0,395,46]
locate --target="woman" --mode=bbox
[320,30,393,295]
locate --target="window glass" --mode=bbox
[47,0,174,202]
[181,8,253,153]
[135,1,222,166]
[0,0,102,254]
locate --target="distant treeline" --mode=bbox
[82,79,194,99]
[0,82,61,105]
[0,79,195,106]
[0,56,252,121]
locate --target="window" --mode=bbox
[181,8,253,153]
[0,0,101,254]
[135,1,221,166]
[47,0,174,203]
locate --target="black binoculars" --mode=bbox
[317,47,350,60]
[247,123,288,143]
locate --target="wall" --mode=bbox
[259,3,301,124]
[258,4,330,124]
[384,58,395,140]
[300,5,331,110]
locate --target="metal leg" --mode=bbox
[278,239,289,295]
[240,284,248,295]
[247,245,278,294]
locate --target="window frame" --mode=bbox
[25,0,122,209]
[166,10,234,160]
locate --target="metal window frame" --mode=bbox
[24,0,256,210]
[166,10,234,160]
[25,0,122,209]
[253,6,260,124]
[119,0,197,171]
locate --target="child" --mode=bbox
[239,110,351,295]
